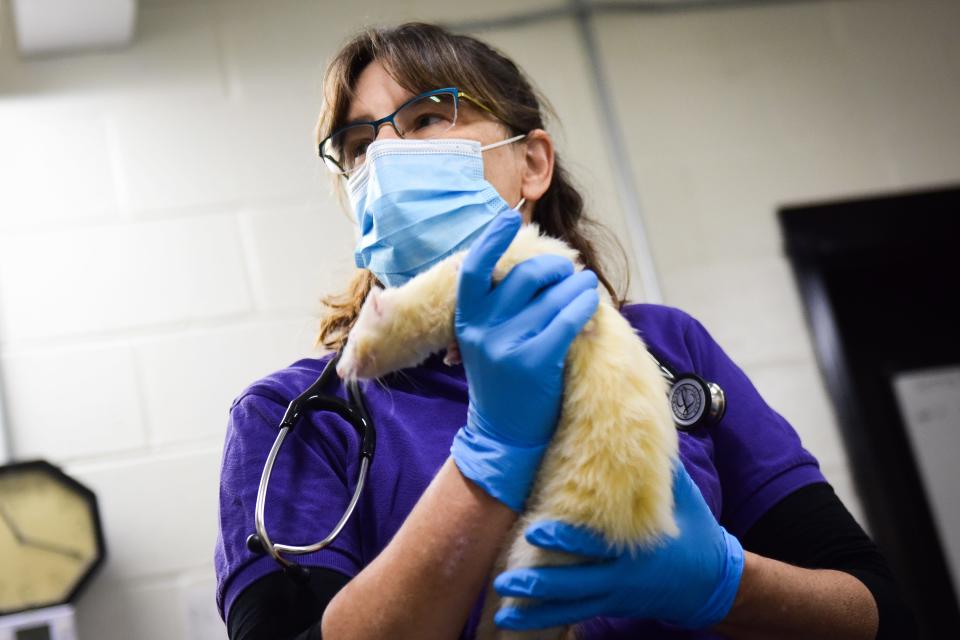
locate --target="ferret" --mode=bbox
[336,223,679,640]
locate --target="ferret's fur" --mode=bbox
[336,224,679,640]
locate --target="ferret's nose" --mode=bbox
[336,348,356,380]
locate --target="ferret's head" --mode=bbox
[336,287,392,381]
[337,286,430,381]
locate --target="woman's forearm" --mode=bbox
[714,550,879,639]
[321,469,880,640]
[321,457,516,639]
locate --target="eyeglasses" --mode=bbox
[318,87,500,175]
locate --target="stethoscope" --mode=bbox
[246,350,725,580]
[652,352,727,432]
[245,352,375,583]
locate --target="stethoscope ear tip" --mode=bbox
[284,563,311,584]
[246,533,266,555]
[246,532,312,584]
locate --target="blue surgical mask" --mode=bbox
[346,135,527,288]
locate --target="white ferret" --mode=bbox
[336,223,679,640]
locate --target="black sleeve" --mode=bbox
[226,567,352,640]
[741,481,916,639]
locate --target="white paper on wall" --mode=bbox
[892,365,960,609]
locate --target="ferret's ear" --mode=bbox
[368,287,384,317]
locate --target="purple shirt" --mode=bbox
[215,303,825,637]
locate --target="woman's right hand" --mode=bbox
[493,463,744,631]
[450,209,599,511]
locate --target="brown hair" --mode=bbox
[313,22,629,352]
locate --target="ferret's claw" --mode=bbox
[443,341,462,366]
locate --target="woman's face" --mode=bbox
[346,60,554,223]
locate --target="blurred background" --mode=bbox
[0,0,957,638]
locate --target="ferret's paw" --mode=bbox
[443,340,462,366]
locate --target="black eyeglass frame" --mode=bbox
[317,86,500,175]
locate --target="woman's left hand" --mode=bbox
[493,463,745,630]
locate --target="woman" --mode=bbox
[215,22,913,640]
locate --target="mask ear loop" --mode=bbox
[480,133,529,214]
[480,133,528,152]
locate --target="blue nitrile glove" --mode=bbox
[450,210,600,512]
[493,463,744,630]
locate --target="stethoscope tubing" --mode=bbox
[254,427,370,566]
[247,352,374,574]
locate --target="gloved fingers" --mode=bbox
[493,562,615,600]
[525,285,599,358]
[672,461,711,516]
[488,255,575,323]
[494,595,609,631]
[672,457,692,485]
[508,269,598,340]
[458,211,522,316]
[524,519,619,559]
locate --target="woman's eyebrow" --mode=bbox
[345,111,374,124]
[339,116,367,128]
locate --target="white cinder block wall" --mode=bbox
[594,0,960,530]
[1,1,957,638]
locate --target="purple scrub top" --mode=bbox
[215,303,825,638]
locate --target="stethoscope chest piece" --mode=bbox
[669,372,726,432]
